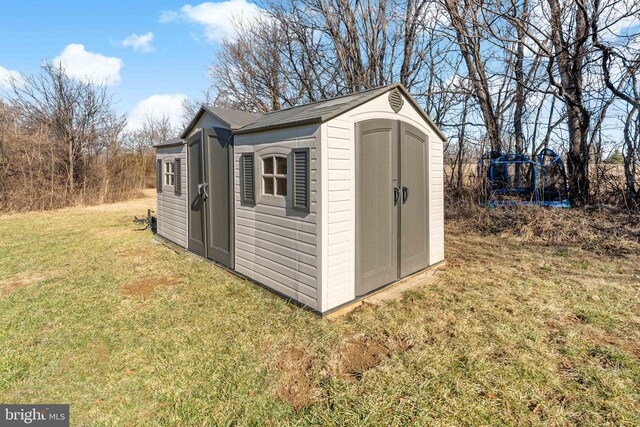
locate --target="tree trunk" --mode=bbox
[623,107,639,204]
[513,0,527,156]
[565,105,591,204]
[547,0,591,205]
[68,138,74,193]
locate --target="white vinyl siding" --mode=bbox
[322,119,354,310]
[156,145,188,248]
[429,134,445,263]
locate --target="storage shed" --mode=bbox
[154,83,445,315]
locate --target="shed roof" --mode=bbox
[235,85,393,134]
[203,106,263,130]
[180,106,263,138]
[153,137,185,148]
[234,83,446,140]
[179,83,446,141]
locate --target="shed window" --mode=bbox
[164,161,175,186]
[262,156,287,196]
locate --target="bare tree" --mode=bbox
[8,63,122,195]
[140,114,177,145]
[441,0,504,152]
[210,18,296,111]
[0,63,149,211]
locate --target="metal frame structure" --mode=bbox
[479,149,571,208]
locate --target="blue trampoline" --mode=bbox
[478,149,570,208]
[537,148,571,208]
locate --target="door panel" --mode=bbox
[203,128,233,268]
[400,122,429,276]
[187,131,206,257]
[355,119,398,296]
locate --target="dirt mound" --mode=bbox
[336,337,390,380]
[447,204,640,257]
[275,346,318,410]
[121,276,180,298]
[274,335,413,409]
[326,335,414,381]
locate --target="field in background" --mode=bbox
[1,193,639,425]
[445,163,629,185]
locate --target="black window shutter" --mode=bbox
[241,153,255,204]
[292,148,310,212]
[174,158,181,196]
[157,159,163,193]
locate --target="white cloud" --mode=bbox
[121,32,155,53]
[159,10,179,23]
[127,94,187,130]
[162,0,264,42]
[53,44,123,85]
[0,65,24,90]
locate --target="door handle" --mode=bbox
[402,186,408,204]
[394,187,400,205]
[198,183,209,200]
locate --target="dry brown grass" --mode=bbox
[447,203,640,257]
[121,275,181,298]
[0,272,54,296]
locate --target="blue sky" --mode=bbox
[0,0,263,129]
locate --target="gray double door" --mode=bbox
[355,119,429,296]
[187,127,234,268]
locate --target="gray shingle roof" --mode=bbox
[179,105,263,138]
[153,137,184,148]
[202,106,263,130]
[235,84,399,134]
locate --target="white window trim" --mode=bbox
[164,161,175,186]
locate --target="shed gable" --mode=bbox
[319,88,445,312]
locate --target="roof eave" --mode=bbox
[153,140,185,148]
[233,117,323,135]
[394,85,447,142]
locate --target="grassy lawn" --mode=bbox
[1,193,639,426]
